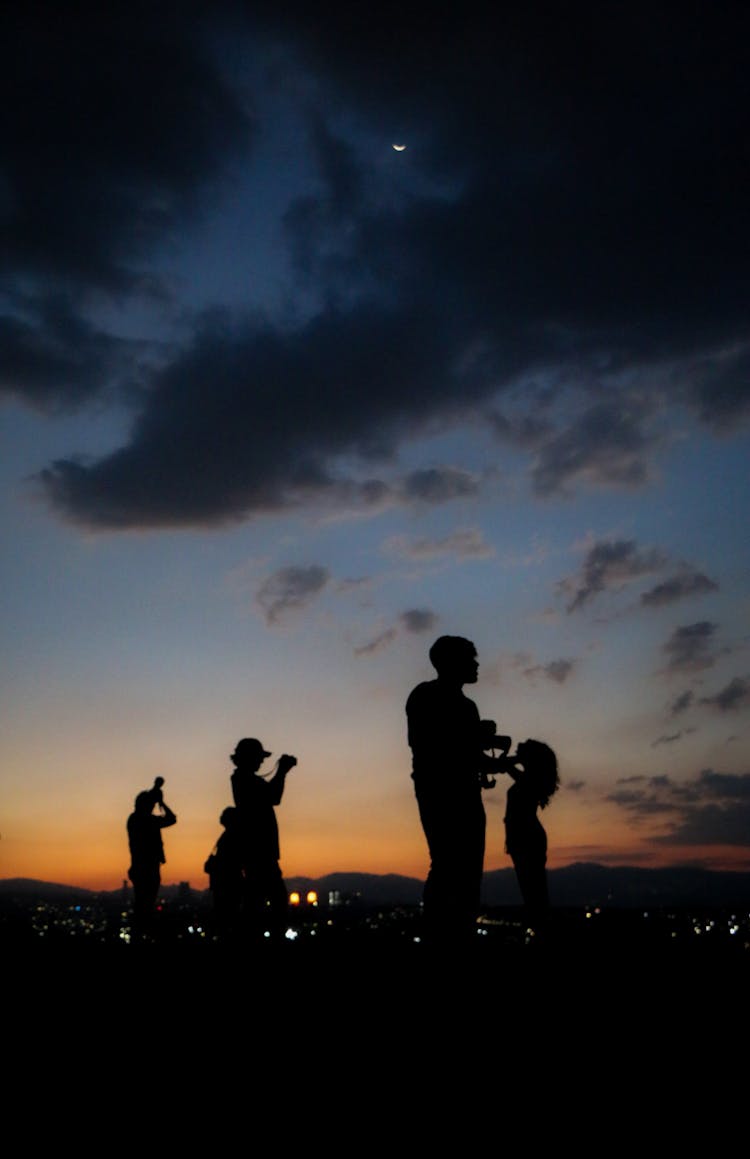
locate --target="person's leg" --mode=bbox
[461,799,486,938]
[418,792,485,946]
[131,869,160,937]
[241,871,266,943]
[417,791,454,941]
[266,863,289,942]
[213,882,243,941]
[512,854,549,936]
[242,862,288,944]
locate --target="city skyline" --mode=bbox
[2,4,749,892]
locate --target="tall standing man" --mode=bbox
[406,636,508,946]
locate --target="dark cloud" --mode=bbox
[1,6,252,410]
[488,409,554,450]
[700,676,750,713]
[661,621,720,675]
[530,401,659,497]
[523,658,576,685]
[650,729,696,749]
[399,609,438,634]
[641,570,718,608]
[400,467,480,504]
[256,564,329,624]
[355,606,437,654]
[605,788,678,816]
[0,295,132,410]
[682,346,750,433]
[696,770,750,800]
[670,690,695,717]
[338,469,484,517]
[38,305,459,527]
[354,628,397,656]
[607,768,750,846]
[560,539,667,613]
[655,802,750,846]
[383,528,494,561]
[9,4,750,527]
[566,780,586,792]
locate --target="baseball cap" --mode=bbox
[233,737,271,759]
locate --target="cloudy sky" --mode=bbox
[2,2,749,891]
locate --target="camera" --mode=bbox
[480,721,511,754]
[479,723,512,789]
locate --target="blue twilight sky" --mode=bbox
[1,2,749,889]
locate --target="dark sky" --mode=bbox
[3,2,749,886]
[3,1,748,528]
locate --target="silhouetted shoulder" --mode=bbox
[406,679,478,729]
[405,680,442,746]
[406,679,438,714]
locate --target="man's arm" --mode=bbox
[267,754,297,805]
[158,804,177,828]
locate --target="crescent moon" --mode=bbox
[392,143,406,151]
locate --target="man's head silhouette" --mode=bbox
[428,635,478,684]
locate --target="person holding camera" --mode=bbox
[229,737,297,943]
[126,777,177,935]
[406,636,509,948]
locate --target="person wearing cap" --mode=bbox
[229,738,297,942]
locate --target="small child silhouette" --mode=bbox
[205,806,244,940]
[500,739,560,939]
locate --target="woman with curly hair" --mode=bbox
[501,739,560,938]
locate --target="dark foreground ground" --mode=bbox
[5,904,746,1139]
[6,906,747,1025]
[6,900,748,989]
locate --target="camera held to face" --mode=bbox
[479,722,513,788]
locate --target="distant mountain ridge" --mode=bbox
[2,863,750,908]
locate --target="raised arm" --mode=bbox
[158,802,177,827]
[497,757,524,783]
[267,754,297,804]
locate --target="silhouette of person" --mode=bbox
[229,738,297,943]
[406,636,509,946]
[126,776,177,936]
[204,806,244,941]
[500,739,560,938]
